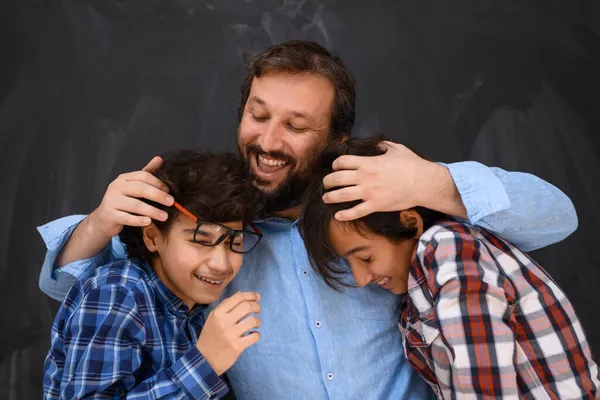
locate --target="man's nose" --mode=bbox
[257,120,285,152]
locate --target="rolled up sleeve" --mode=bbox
[37,215,117,301]
[442,161,577,251]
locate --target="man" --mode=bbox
[38,41,578,399]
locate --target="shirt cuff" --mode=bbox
[37,215,111,301]
[167,346,228,400]
[439,161,511,223]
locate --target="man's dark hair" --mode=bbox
[299,137,446,289]
[119,150,261,264]
[238,40,356,139]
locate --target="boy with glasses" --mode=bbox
[43,151,262,399]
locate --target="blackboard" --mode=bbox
[1,0,599,398]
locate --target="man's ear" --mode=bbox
[399,209,424,237]
[142,223,164,252]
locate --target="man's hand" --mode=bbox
[197,291,261,376]
[322,141,466,221]
[55,156,175,269]
[89,156,174,238]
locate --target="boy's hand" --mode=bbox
[89,156,174,238]
[197,291,261,376]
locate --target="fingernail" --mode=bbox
[143,217,152,225]
[335,212,343,221]
[161,212,169,220]
[166,195,174,204]
[322,194,328,202]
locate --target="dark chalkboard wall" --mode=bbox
[1,0,599,398]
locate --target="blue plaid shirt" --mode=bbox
[43,259,228,400]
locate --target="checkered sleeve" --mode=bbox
[419,228,521,397]
[49,284,228,399]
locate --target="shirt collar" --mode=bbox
[253,215,299,228]
[140,260,207,318]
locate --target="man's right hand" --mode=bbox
[89,156,174,238]
[196,291,262,376]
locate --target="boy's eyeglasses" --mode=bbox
[173,201,263,254]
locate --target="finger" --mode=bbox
[322,185,363,204]
[333,201,375,221]
[142,156,163,173]
[229,301,261,323]
[331,155,365,171]
[120,180,173,207]
[114,196,169,221]
[119,170,171,196]
[217,292,261,314]
[112,210,152,227]
[233,315,261,337]
[322,170,358,190]
[238,331,260,351]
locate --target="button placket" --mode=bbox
[291,224,337,397]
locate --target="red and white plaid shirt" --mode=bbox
[400,221,599,399]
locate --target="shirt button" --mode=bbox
[327,372,334,381]
[302,270,308,276]
[315,321,322,328]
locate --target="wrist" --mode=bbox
[87,209,119,241]
[417,161,448,209]
[419,162,467,219]
[196,341,224,376]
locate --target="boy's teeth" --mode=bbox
[195,274,223,285]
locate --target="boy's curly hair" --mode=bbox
[119,150,262,263]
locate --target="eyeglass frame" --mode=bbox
[172,201,263,254]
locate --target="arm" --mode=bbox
[37,215,120,301]
[54,157,169,268]
[322,142,577,252]
[54,211,116,268]
[38,157,173,301]
[52,285,228,399]
[441,161,577,251]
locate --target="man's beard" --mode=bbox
[258,171,312,215]
[239,143,318,215]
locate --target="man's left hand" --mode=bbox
[322,141,449,221]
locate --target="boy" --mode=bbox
[300,138,599,399]
[43,151,263,399]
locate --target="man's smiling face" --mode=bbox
[237,71,334,210]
